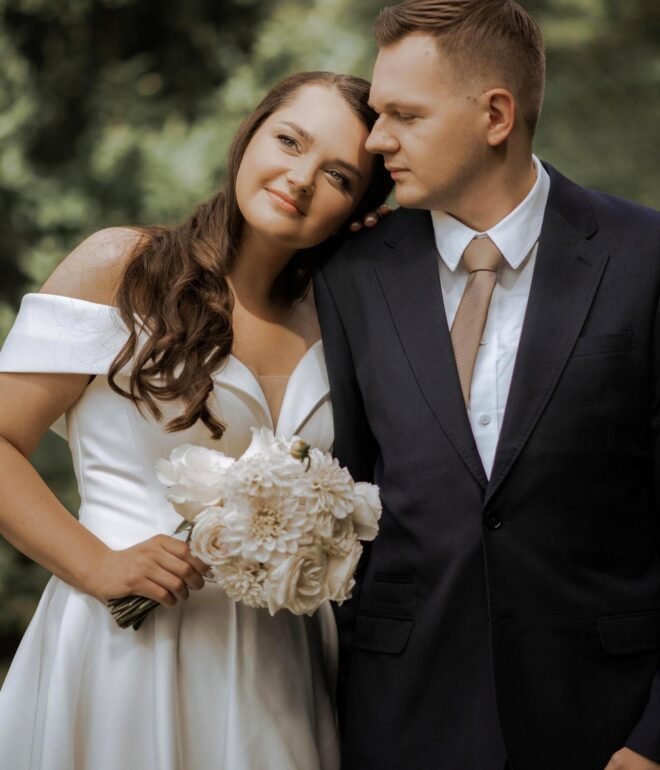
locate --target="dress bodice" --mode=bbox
[0,293,333,548]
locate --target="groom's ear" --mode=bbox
[482,88,516,147]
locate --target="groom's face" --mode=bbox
[367,33,488,213]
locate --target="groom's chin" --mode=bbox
[393,188,429,209]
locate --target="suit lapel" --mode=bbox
[486,187,610,503]
[374,211,488,488]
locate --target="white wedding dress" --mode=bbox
[0,293,340,770]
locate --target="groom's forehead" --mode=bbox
[370,48,450,108]
[371,37,453,93]
[373,33,443,73]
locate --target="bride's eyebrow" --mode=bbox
[278,121,314,143]
[331,158,363,180]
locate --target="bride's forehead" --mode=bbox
[272,87,356,124]
[267,89,366,141]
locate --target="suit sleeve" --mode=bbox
[314,264,378,722]
[624,288,660,763]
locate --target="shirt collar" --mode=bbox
[431,155,550,272]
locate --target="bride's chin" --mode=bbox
[243,220,312,252]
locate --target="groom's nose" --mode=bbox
[366,119,399,155]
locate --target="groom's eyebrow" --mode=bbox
[369,100,422,113]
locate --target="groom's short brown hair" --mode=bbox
[374,0,546,136]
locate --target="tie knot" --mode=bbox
[462,236,503,273]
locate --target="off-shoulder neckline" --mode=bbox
[28,292,119,310]
[23,291,324,365]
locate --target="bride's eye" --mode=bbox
[326,169,351,191]
[277,134,299,151]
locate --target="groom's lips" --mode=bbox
[386,166,407,179]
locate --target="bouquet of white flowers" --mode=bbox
[108,428,381,630]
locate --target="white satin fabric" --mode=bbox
[0,293,339,770]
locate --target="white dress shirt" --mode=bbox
[431,156,550,477]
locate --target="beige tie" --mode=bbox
[450,236,503,405]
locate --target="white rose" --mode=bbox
[315,511,356,557]
[266,545,329,616]
[326,539,362,603]
[156,444,234,521]
[351,482,382,541]
[190,507,229,565]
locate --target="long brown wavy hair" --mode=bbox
[108,71,392,439]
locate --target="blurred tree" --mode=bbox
[0,0,659,673]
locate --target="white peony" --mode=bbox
[266,545,329,616]
[156,444,234,521]
[351,482,383,542]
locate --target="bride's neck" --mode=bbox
[230,230,295,310]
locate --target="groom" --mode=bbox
[314,1,660,769]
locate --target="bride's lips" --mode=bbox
[266,188,306,216]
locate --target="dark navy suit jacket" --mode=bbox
[314,164,660,770]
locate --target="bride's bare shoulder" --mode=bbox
[40,226,145,306]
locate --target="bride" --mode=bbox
[0,71,391,770]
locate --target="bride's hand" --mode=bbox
[349,204,393,233]
[89,535,208,607]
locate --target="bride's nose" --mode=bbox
[286,163,316,195]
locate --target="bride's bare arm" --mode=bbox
[0,229,206,607]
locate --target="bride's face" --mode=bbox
[235,84,374,252]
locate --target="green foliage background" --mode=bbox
[0,0,659,672]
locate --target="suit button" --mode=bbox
[485,512,502,530]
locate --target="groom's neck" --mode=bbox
[445,150,537,233]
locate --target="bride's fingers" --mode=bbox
[148,565,190,603]
[185,552,211,576]
[365,205,393,227]
[158,535,209,577]
[349,207,385,233]
[351,204,393,232]
[138,578,178,608]
[156,552,205,591]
